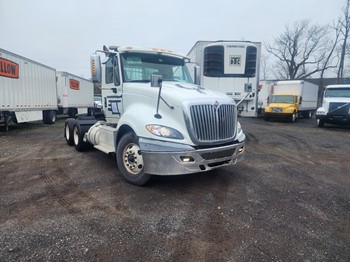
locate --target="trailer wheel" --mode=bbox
[116,132,150,186]
[317,119,325,127]
[43,110,56,124]
[73,124,90,151]
[64,118,75,146]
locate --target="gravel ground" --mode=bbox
[0,116,349,261]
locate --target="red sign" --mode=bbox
[0,58,19,79]
[69,79,80,90]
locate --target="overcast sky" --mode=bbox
[0,0,345,78]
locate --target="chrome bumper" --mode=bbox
[139,137,245,176]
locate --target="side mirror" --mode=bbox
[91,55,102,83]
[299,97,302,104]
[151,74,162,88]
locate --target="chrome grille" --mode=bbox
[189,104,235,142]
[329,102,349,115]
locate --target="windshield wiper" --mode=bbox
[128,80,151,83]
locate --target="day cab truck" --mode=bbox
[187,41,261,117]
[264,80,319,122]
[64,45,246,185]
[316,84,350,127]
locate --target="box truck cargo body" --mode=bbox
[264,80,319,122]
[0,48,58,127]
[258,80,274,114]
[187,41,261,117]
[56,71,94,117]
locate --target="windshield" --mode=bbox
[120,52,193,84]
[325,88,350,98]
[271,95,295,104]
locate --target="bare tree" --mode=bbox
[337,0,350,83]
[266,20,336,80]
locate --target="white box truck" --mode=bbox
[316,84,350,127]
[264,80,319,122]
[0,48,58,129]
[258,80,275,115]
[64,45,246,185]
[56,71,94,117]
[187,41,261,117]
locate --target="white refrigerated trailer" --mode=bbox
[0,48,58,129]
[56,71,94,117]
[187,41,261,117]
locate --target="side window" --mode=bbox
[105,58,113,84]
[113,57,120,86]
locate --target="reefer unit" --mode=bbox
[0,48,57,126]
[188,41,261,117]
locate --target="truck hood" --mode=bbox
[268,103,294,108]
[124,81,234,106]
[323,97,350,103]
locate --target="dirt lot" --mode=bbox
[0,116,349,261]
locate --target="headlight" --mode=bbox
[316,109,326,115]
[146,125,183,139]
[286,108,294,113]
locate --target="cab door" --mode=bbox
[102,55,123,123]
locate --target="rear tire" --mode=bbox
[73,124,90,151]
[64,119,75,146]
[116,132,150,186]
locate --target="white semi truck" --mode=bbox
[0,48,94,130]
[187,41,261,117]
[316,84,350,127]
[64,46,246,185]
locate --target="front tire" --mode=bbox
[116,132,150,186]
[317,119,325,127]
[290,112,297,122]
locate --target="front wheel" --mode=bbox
[116,132,150,186]
[290,112,297,122]
[317,119,325,127]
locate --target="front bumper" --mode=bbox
[316,113,350,124]
[139,137,245,175]
[264,112,292,118]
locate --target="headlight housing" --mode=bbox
[286,108,294,113]
[146,125,184,139]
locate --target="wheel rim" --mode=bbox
[52,113,56,122]
[65,124,70,140]
[292,113,296,122]
[73,127,79,145]
[122,143,144,175]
